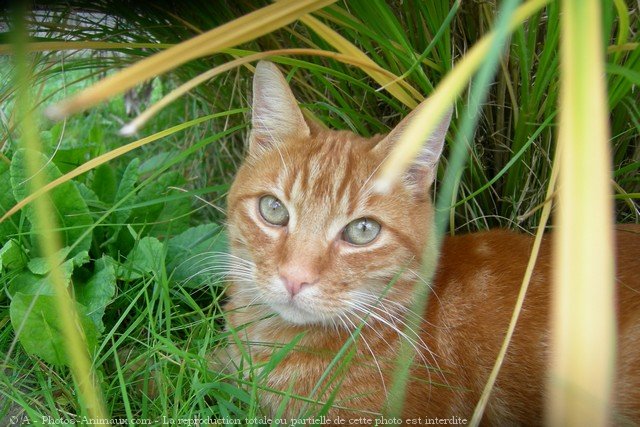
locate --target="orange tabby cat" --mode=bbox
[221,61,640,424]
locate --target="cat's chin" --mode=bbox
[271,302,331,326]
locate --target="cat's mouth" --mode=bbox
[270,299,331,326]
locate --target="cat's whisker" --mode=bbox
[340,313,389,398]
[174,250,254,273]
[186,255,255,273]
[349,297,442,365]
[351,289,441,332]
[177,258,255,285]
[195,268,254,279]
[192,259,255,275]
[357,304,446,389]
[347,301,425,357]
[242,294,267,311]
[196,251,256,265]
[346,301,442,383]
[344,309,397,355]
[348,292,409,334]
[179,267,254,288]
[344,305,436,399]
[348,305,439,396]
[329,316,341,335]
[187,262,253,273]
[406,268,444,305]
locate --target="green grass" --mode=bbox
[0,0,638,423]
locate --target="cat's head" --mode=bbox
[226,61,450,326]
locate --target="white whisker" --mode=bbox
[341,313,388,397]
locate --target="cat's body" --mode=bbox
[221,61,640,423]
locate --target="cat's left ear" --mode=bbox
[249,61,310,155]
[375,107,452,194]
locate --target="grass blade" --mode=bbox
[45,0,337,119]
[0,41,175,53]
[0,110,244,223]
[548,0,616,425]
[384,0,522,416]
[373,0,552,193]
[121,48,429,135]
[470,140,559,425]
[301,15,421,108]
[9,6,107,420]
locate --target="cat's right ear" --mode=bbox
[249,61,310,155]
[374,107,452,195]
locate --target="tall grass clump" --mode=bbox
[0,0,638,424]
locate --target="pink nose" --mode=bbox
[279,263,318,297]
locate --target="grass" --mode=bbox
[0,0,638,424]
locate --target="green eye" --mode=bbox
[342,218,381,245]
[259,195,289,226]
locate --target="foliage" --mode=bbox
[2,129,228,362]
[0,0,638,423]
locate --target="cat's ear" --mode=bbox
[249,61,310,155]
[375,107,452,193]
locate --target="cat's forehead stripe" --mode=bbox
[281,158,297,200]
[268,135,379,239]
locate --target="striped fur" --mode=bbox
[220,62,640,423]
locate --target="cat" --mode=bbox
[219,60,640,424]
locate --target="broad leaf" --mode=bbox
[75,256,116,333]
[129,171,190,238]
[0,239,28,271]
[10,292,98,366]
[27,248,89,275]
[113,157,140,225]
[119,236,165,280]
[8,259,75,297]
[76,181,102,209]
[166,223,229,288]
[10,149,93,257]
[40,125,96,175]
[0,163,20,242]
[92,163,117,204]
[138,151,179,175]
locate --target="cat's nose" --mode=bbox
[279,264,318,297]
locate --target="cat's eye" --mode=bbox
[342,218,381,245]
[258,195,289,226]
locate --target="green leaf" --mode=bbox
[166,224,229,288]
[51,146,92,175]
[113,158,140,225]
[205,382,252,407]
[100,158,141,250]
[74,256,116,333]
[118,236,165,280]
[27,247,88,275]
[10,292,98,366]
[0,162,20,242]
[39,122,64,150]
[27,247,72,275]
[40,124,96,174]
[130,171,190,238]
[76,181,102,208]
[91,164,117,204]
[9,259,75,297]
[138,151,179,175]
[10,149,93,257]
[72,250,91,267]
[0,239,28,271]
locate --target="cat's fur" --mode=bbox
[221,61,640,423]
